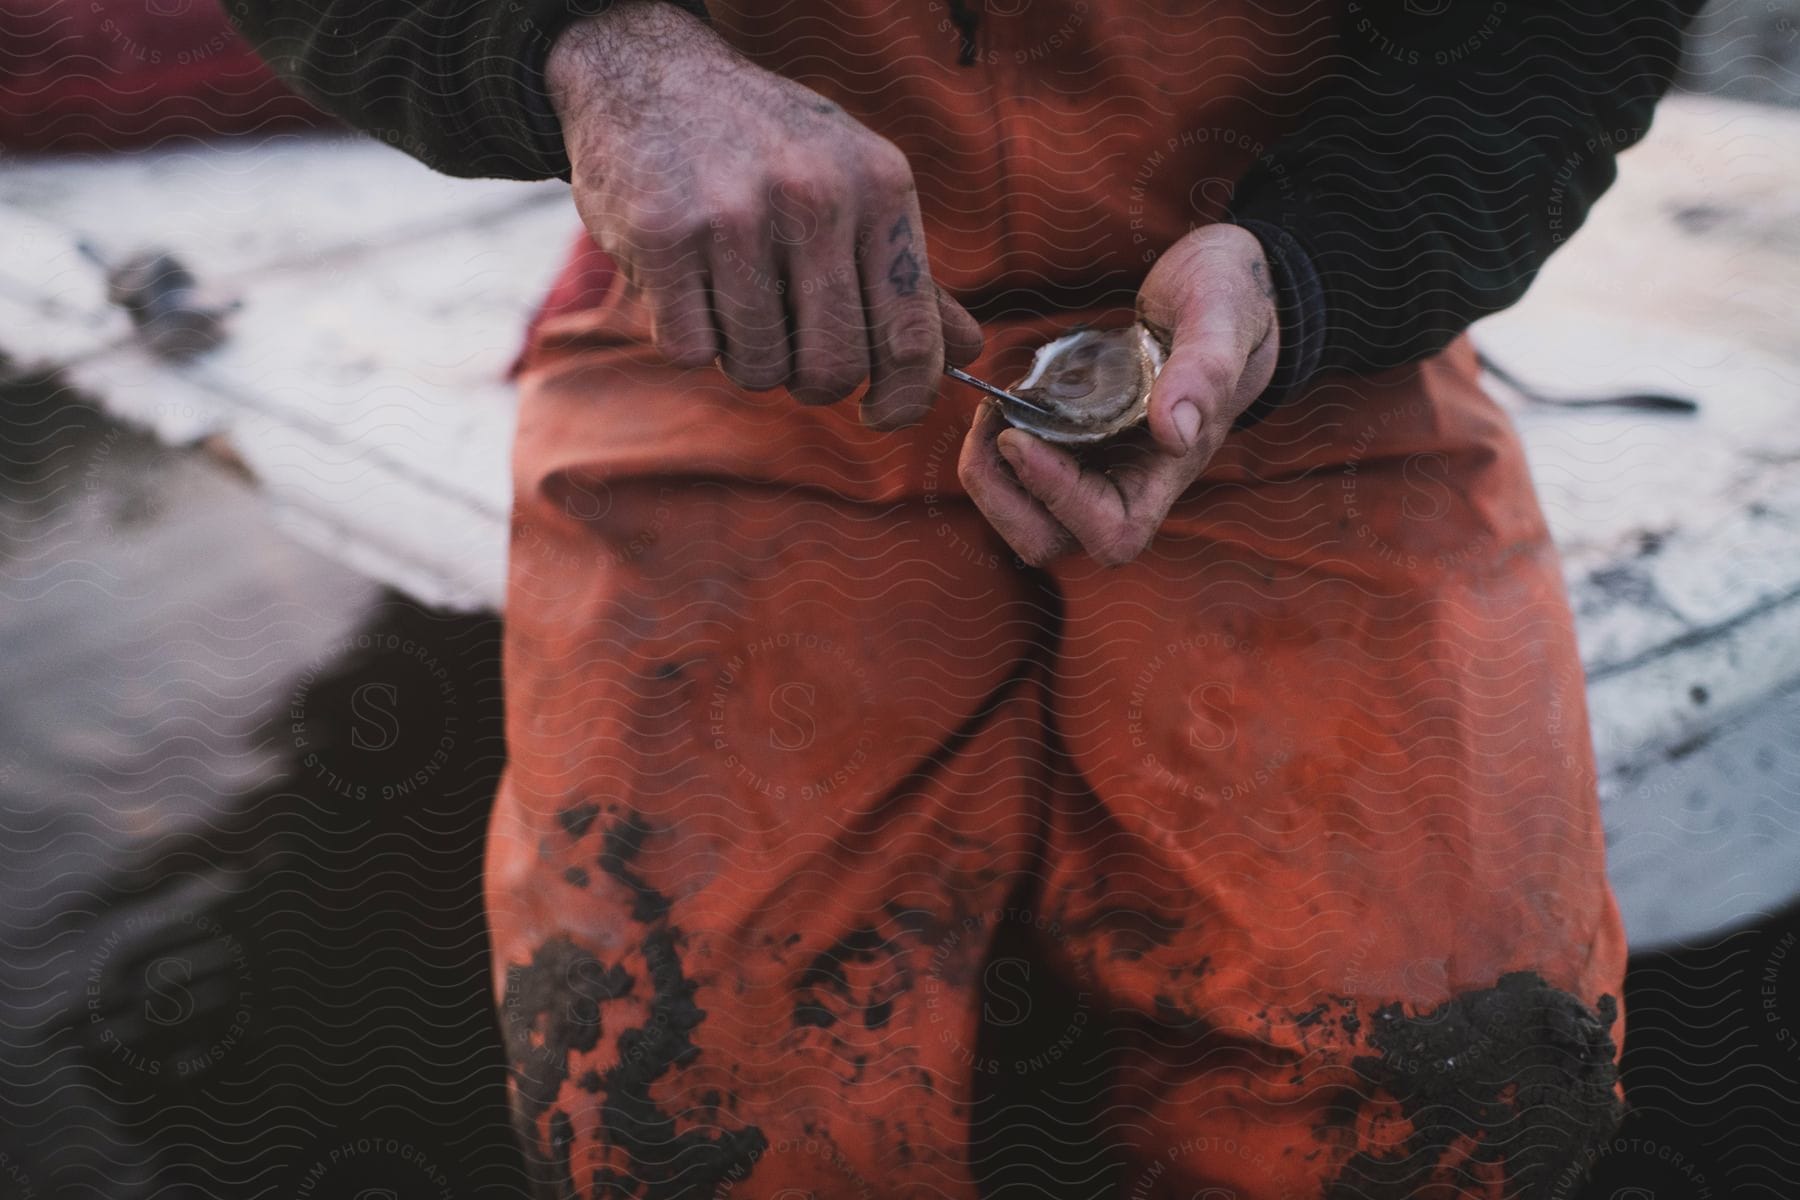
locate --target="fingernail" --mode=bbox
[1172,401,1201,450]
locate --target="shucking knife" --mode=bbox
[942,365,1058,418]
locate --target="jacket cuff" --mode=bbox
[1227,218,1327,429]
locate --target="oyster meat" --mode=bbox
[997,323,1166,444]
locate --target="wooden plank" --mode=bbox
[0,208,129,365]
[1469,96,1800,804]
[0,132,570,288]
[2,135,574,607]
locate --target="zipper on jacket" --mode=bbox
[945,0,981,64]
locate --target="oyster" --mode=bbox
[997,323,1166,445]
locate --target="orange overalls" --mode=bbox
[485,3,1630,1197]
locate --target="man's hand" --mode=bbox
[958,224,1280,567]
[546,2,981,428]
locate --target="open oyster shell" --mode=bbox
[997,322,1167,445]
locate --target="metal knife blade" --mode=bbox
[943,365,1058,418]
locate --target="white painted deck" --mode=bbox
[2,94,1797,949]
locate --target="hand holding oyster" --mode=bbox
[991,322,1169,445]
[952,224,1281,569]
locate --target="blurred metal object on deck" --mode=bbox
[88,246,233,362]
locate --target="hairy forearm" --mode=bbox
[546,2,727,139]
[219,0,708,180]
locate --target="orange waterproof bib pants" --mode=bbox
[486,4,1630,1197]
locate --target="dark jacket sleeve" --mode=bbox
[1229,0,1705,410]
[218,0,702,181]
